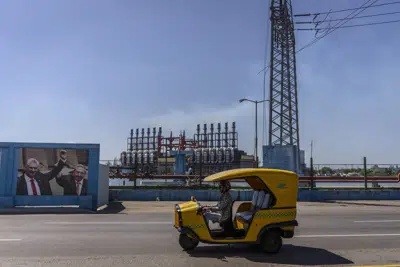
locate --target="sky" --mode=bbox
[0,0,399,165]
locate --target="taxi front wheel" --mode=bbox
[179,233,199,251]
[260,229,282,254]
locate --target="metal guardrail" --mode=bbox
[300,176,400,183]
[108,173,400,183]
[107,165,400,190]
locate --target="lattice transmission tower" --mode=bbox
[268,0,300,153]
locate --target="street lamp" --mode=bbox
[239,98,270,168]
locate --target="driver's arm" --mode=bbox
[203,202,220,212]
[209,204,220,212]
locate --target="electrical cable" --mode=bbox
[256,0,380,75]
[294,0,400,17]
[296,18,400,31]
[257,1,373,74]
[296,0,378,54]
[296,11,400,24]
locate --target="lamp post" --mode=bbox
[239,98,270,168]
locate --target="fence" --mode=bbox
[102,157,400,190]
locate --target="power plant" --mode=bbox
[118,122,255,176]
[114,0,305,177]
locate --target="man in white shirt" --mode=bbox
[16,151,68,196]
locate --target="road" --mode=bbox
[0,202,400,266]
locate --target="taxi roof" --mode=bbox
[203,168,296,182]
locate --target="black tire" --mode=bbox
[260,230,282,254]
[179,233,199,251]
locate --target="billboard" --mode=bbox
[16,148,89,196]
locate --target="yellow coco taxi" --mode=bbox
[173,168,298,254]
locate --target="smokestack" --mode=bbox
[232,122,236,148]
[196,124,201,145]
[224,122,228,148]
[141,128,145,151]
[217,123,221,148]
[147,128,151,150]
[203,123,207,148]
[210,123,214,148]
[135,128,139,151]
[130,129,134,152]
[152,127,156,151]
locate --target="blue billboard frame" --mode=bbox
[0,142,100,210]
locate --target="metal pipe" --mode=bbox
[210,123,214,148]
[217,123,221,148]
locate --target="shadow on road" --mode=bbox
[187,244,353,265]
[0,202,127,215]
[96,201,126,214]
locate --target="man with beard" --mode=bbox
[16,150,68,196]
[56,164,88,196]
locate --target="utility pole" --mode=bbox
[239,98,270,167]
[268,0,300,163]
[255,101,258,166]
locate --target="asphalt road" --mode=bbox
[1,204,400,267]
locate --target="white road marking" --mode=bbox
[296,233,400,238]
[354,220,400,223]
[44,221,172,225]
[0,239,22,242]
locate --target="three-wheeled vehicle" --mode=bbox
[173,168,298,254]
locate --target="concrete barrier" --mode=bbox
[109,189,254,202]
[298,189,400,201]
[109,189,400,202]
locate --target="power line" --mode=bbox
[295,0,378,54]
[296,11,400,24]
[296,18,400,31]
[294,0,400,17]
[257,0,380,75]
[257,0,375,74]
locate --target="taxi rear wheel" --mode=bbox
[260,229,282,254]
[179,233,199,251]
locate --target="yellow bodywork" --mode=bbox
[174,168,298,244]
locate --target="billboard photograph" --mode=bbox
[16,148,89,196]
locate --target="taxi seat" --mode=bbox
[235,190,271,224]
[233,190,259,221]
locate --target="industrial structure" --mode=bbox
[116,0,306,177]
[118,122,255,176]
[263,0,305,173]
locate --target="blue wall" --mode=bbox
[97,164,110,207]
[262,145,301,174]
[0,142,101,210]
[109,189,400,202]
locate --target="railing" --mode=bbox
[108,173,400,182]
[104,156,400,189]
[108,171,400,190]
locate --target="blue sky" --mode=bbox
[0,0,399,164]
